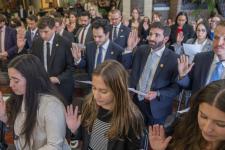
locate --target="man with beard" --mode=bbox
[129,22,181,125]
[75,11,93,45]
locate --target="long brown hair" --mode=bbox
[81,60,145,139]
[169,80,225,150]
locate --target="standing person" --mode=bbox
[25,15,40,49]
[0,14,17,71]
[72,19,132,79]
[177,21,225,95]
[0,54,70,149]
[109,9,131,48]
[75,11,93,45]
[65,60,148,150]
[128,8,141,32]
[173,21,213,55]
[130,22,180,125]
[31,16,74,105]
[55,17,74,44]
[149,80,225,150]
[169,12,195,47]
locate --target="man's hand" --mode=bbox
[50,77,60,84]
[71,43,82,61]
[144,91,157,101]
[177,55,194,78]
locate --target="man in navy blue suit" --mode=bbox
[72,19,132,79]
[25,15,40,49]
[109,9,130,49]
[177,21,225,95]
[130,22,180,125]
[0,14,17,71]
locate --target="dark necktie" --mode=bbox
[31,31,35,41]
[46,42,51,68]
[112,26,117,40]
[80,27,86,44]
[96,46,103,66]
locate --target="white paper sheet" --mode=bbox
[183,43,202,63]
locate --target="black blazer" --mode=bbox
[169,23,195,45]
[61,30,74,44]
[109,24,130,48]
[75,25,93,45]
[31,34,74,104]
[77,41,122,78]
[25,29,40,49]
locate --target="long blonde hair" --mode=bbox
[81,60,144,139]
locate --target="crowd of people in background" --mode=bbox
[0,1,225,149]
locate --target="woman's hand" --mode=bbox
[149,124,172,150]
[65,105,81,134]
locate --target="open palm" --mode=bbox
[65,105,81,134]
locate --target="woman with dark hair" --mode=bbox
[169,12,195,46]
[65,60,148,149]
[173,21,213,55]
[0,54,70,149]
[149,80,225,150]
[138,16,151,45]
[128,8,141,32]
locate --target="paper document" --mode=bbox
[183,43,202,63]
[3,96,10,101]
[128,88,147,96]
[75,80,92,85]
[177,107,190,114]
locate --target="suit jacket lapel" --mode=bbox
[105,42,112,60]
[91,43,97,69]
[202,52,214,84]
[152,49,169,81]
[48,35,58,69]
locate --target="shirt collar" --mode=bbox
[151,45,165,57]
[44,33,55,45]
[213,54,225,67]
[31,27,38,34]
[100,39,110,51]
[114,22,121,29]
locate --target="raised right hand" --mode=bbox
[65,105,81,134]
[177,55,194,78]
[149,124,172,150]
[176,32,184,44]
[71,44,82,61]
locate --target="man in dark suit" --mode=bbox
[75,11,93,45]
[109,9,130,49]
[25,15,40,49]
[72,19,132,79]
[130,22,180,125]
[55,17,74,44]
[177,21,225,95]
[0,14,17,71]
[31,16,74,104]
